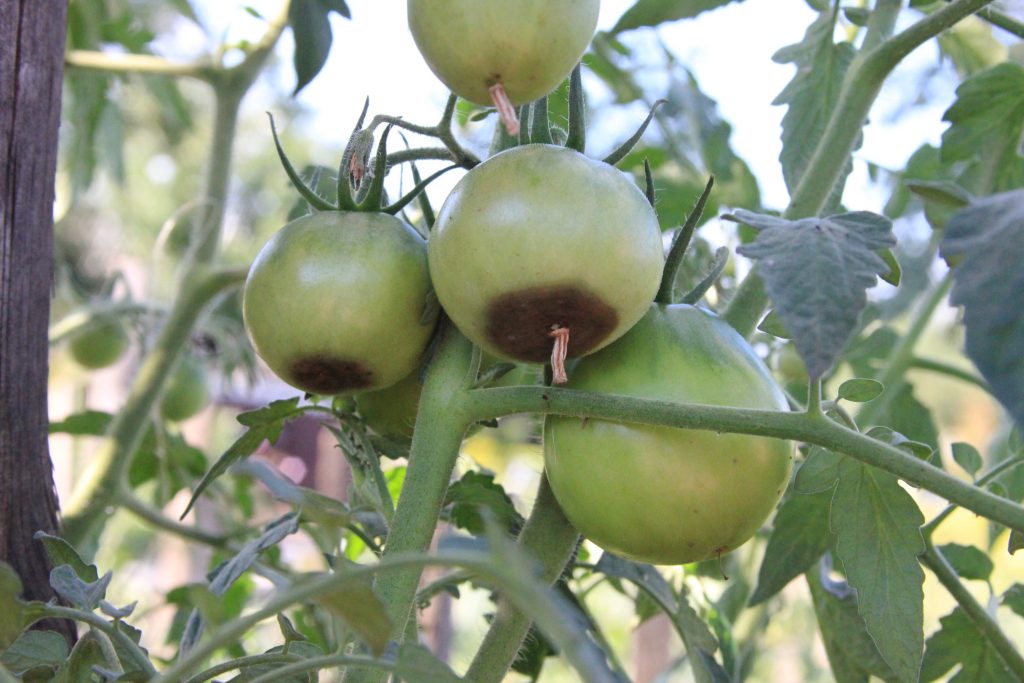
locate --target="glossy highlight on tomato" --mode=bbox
[407,0,600,106]
[544,304,794,565]
[243,212,436,396]
[428,144,664,366]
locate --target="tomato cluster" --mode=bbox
[240,2,792,565]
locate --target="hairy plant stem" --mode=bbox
[463,387,1024,533]
[157,548,615,683]
[465,475,580,683]
[722,0,995,336]
[920,539,1024,680]
[341,326,477,683]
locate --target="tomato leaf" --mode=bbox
[1002,584,1024,617]
[0,630,68,678]
[937,543,993,583]
[951,442,983,479]
[182,397,302,518]
[1009,530,1024,555]
[443,471,524,536]
[52,632,106,683]
[940,190,1024,429]
[795,446,843,494]
[49,566,111,611]
[611,0,744,33]
[807,563,898,683]
[594,553,721,681]
[33,532,99,584]
[831,459,926,682]
[288,0,352,95]
[838,379,883,403]
[750,488,833,605]
[921,607,1015,682]
[941,63,1024,193]
[180,514,300,653]
[871,384,941,463]
[773,8,857,212]
[235,641,323,682]
[394,643,463,683]
[731,210,895,379]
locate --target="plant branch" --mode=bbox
[61,266,248,548]
[920,539,1024,680]
[463,386,1024,532]
[48,301,163,345]
[465,475,580,683]
[182,653,304,683]
[116,487,229,548]
[910,356,991,393]
[723,0,994,336]
[30,604,158,677]
[922,455,1024,535]
[64,50,215,80]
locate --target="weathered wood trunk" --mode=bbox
[0,0,75,643]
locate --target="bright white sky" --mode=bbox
[181,0,985,214]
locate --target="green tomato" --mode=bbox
[243,212,436,395]
[69,317,130,369]
[160,356,210,423]
[428,144,663,365]
[407,0,600,106]
[544,304,794,565]
[774,343,808,385]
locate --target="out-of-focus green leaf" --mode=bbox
[750,489,833,605]
[289,0,352,95]
[612,0,744,33]
[940,191,1024,429]
[937,543,993,582]
[921,607,1014,681]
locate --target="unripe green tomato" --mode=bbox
[428,144,664,364]
[544,304,794,565]
[242,212,436,395]
[160,356,210,423]
[69,317,131,370]
[774,343,808,385]
[407,0,600,106]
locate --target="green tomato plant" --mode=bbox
[6,2,1024,683]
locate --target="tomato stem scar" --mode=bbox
[550,326,570,384]
[489,83,520,136]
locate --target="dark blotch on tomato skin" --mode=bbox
[289,356,374,394]
[485,285,619,363]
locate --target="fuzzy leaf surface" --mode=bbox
[941,63,1024,192]
[289,0,351,95]
[831,460,925,682]
[773,8,856,210]
[940,191,1024,429]
[733,210,895,379]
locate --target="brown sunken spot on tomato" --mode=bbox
[485,285,619,363]
[289,356,374,394]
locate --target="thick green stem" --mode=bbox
[65,50,215,80]
[192,90,242,262]
[862,0,903,52]
[342,326,477,683]
[61,267,247,548]
[464,387,1024,533]
[723,0,994,335]
[856,273,953,426]
[465,475,580,683]
[920,539,1024,680]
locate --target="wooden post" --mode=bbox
[0,0,75,644]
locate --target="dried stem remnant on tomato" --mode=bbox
[550,326,570,384]
[489,83,520,136]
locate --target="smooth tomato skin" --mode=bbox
[69,317,130,370]
[243,212,436,395]
[407,0,599,105]
[428,144,663,364]
[544,304,794,565]
[160,356,210,423]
